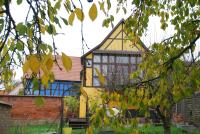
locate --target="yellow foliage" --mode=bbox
[68,12,75,25]
[86,126,93,134]
[61,52,72,71]
[95,68,105,86]
[45,55,53,70]
[29,55,40,74]
[41,74,49,88]
[22,60,30,74]
[89,3,97,21]
[40,24,46,34]
[75,8,84,22]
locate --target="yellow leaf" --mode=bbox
[86,126,92,134]
[41,54,53,76]
[29,55,40,74]
[34,96,45,107]
[0,7,4,16]
[49,72,55,83]
[75,8,84,22]
[89,3,98,21]
[134,129,139,134]
[22,60,30,74]
[46,56,53,70]
[68,12,75,25]
[27,28,33,38]
[61,52,72,71]
[40,24,46,34]
[41,74,49,88]
[2,45,8,57]
[104,116,109,125]
[95,68,105,86]
[41,65,49,76]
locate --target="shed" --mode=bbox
[0,101,12,134]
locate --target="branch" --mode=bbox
[164,32,200,67]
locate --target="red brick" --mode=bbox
[0,96,61,121]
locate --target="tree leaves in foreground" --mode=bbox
[34,96,45,107]
[89,3,98,21]
[0,0,112,90]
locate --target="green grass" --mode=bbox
[72,125,200,134]
[10,124,59,134]
[9,124,200,134]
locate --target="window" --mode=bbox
[116,56,129,63]
[130,57,136,64]
[93,77,100,86]
[137,56,142,63]
[85,59,92,67]
[24,80,80,96]
[102,65,108,76]
[109,56,115,63]
[92,54,142,87]
[102,55,108,63]
[93,55,101,63]
[93,64,100,76]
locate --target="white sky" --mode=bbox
[10,1,192,80]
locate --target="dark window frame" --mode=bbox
[24,79,81,96]
[92,53,142,87]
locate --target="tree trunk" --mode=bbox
[163,119,171,134]
[156,106,172,134]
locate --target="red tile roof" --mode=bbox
[25,56,82,81]
[52,56,82,81]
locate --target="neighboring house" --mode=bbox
[79,19,148,118]
[0,84,6,95]
[0,81,21,95]
[24,56,82,96]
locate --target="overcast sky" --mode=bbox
[10,1,181,80]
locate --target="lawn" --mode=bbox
[10,124,59,134]
[10,124,200,134]
[72,125,200,134]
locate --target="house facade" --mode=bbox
[79,19,148,117]
[24,56,82,96]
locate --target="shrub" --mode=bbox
[64,96,79,117]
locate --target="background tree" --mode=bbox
[90,1,200,134]
[126,44,200,134]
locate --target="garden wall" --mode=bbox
[0,95,62,125]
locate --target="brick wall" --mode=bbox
[0,101,12,134]
[0,95,62,125]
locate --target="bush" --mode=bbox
[64,96,79,117]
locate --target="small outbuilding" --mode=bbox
[0,101,12,134]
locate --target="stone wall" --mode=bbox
[0,95,62,125]
[0,101,12,134]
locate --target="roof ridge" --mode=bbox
[81,19,125,59]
